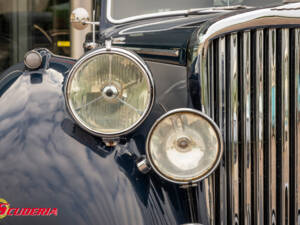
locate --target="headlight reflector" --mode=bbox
[146,109,223,184]
[66,48,154,137]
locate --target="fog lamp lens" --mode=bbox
[146,109,223,184]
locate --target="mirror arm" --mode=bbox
[83,21,100,26]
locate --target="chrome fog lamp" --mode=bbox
[146,109,223,184]
[65,48,154,137]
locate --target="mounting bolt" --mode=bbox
[102,137,119,147]
[136,157,151,174]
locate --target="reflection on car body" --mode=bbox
[0,0,299,225]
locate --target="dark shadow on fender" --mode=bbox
[61,118,194,224]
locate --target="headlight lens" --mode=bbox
[146,109,223,184]
[66,48,154,137]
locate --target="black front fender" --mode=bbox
[0,49,210,225]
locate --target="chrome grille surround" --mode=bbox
[188,3,300,225]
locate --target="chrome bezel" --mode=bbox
[146,108,223,184]
[65,47,155,138]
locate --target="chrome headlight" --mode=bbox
[146,109,223,184]
[65,48,154,137]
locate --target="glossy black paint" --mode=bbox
[0,49,210,225]
[1,2,293,225]
[0,5,237,225]
[86,13,223,65]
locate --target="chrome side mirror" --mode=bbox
[70,8,90,30]
[70,8,100,50]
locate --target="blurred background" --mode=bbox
[0,0,94,74]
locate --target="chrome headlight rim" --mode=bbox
[65,47,155,138]
[146,108,223,184]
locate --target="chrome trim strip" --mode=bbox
[116,17,204,35]
[242,30,252,225]
[295,28,300,225]
[253,29,264,225]
[268,28,277,225]
[217,37,227,225]
[145,108,224,184]
[280,28,290,225]
[106,0,228,24]
[121,47,180,58]
[229,33,239,224]
[64,47,155,138]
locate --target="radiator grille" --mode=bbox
[205,28,300,225]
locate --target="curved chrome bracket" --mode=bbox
[105,39,112,51]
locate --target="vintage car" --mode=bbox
[0,0,299,224]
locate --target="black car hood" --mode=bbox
[86,13,226,65]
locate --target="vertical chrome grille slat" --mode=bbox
[279,28,290,225]
[228,33,239,225]
[294,28,300,225]
[216,37,227,225]
[200,45,209,114]
[218,38,226,134]
[253,29,265,225]
[206,26,298,225]
[267,28,277,225]
[209,43,215,120]
[290,28,300,225]
[242,30,252,225]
